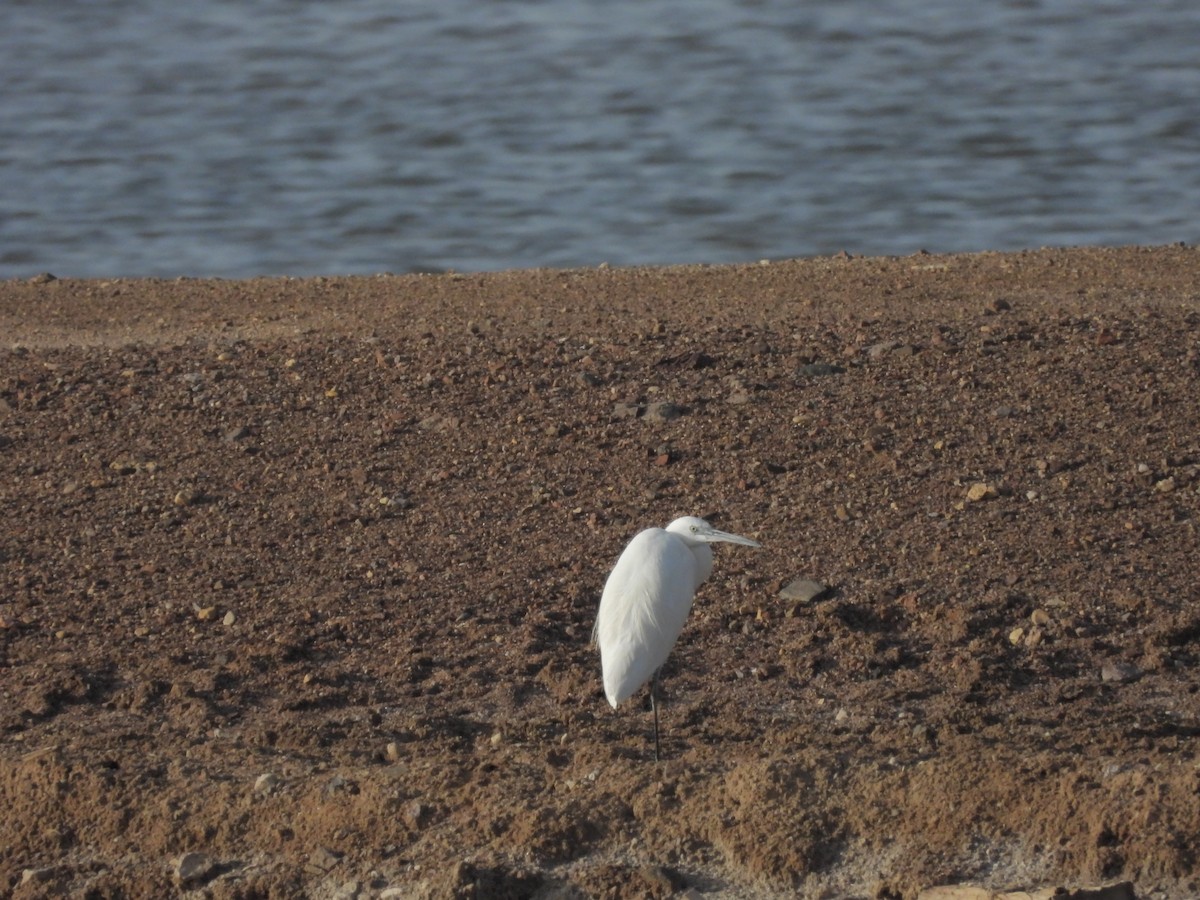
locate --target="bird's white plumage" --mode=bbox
[595,516,761,710]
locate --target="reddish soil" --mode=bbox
[1,246,1199,899]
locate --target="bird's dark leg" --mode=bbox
[650,670,661,762]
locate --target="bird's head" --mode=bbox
[665,516,761,548]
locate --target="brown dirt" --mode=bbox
[1,246,1199,900]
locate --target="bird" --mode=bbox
[594,515,762,760]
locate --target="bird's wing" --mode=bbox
[596,529,697,707]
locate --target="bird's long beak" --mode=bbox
[705,528,762,548]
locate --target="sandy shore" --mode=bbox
[2,246,1199,898]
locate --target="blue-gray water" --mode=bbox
[3,1,1199,279]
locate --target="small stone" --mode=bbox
[173,488,198,507]
[254,773,281,794]
[966,483,995,502]
[1008,627,1025,646]
[385,741,401,762]
[834,708,849,723]
[404,800,430,829]
[1030,609,1051,627]
[779,578,828,604]
[490,730,504,746]
[644,401,684,423]
[1101,660,1141,684]
[176,851,215,885]
[306,846,342,875]
[223,610,236,626]
[196,606,218,622]
[1154,477,1176,493]
[636,865,681,894]
[653,452,671,467]
[1024,626,1044,648]
[797,362,845,377]
[21,866,62,886]
[611,401,641,420]
[225,426,250,442]
[867,341,897,358]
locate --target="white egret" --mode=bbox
[594,516,762,759]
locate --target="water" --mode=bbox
[2,0,1198,278]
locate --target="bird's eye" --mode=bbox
[690,525,698,533]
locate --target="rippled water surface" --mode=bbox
[3,1,1198,277]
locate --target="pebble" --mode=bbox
[385,741,401,762]
[254,773,281,794]
[867,341,897,358]
[1101,660,1142,684]
[643,401,684,423]
[21,866,62,886]
[797,362,845,377]
[636,865,678,893]
[1008,627,1025,646]
[306,846,342,875]
[611,401,641,420]
[223,611,236,626]
[196,606,218,622]
[174,488,198,507]
[779,578,828,604]
[404,800,430,829]
[966,483,995,502]
[1154,477,1176,493]
[1031,609,1051,627]
[175,851,216,885]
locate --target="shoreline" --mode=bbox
[3,244,1198,350]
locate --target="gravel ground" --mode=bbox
[2,246,1199,899]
